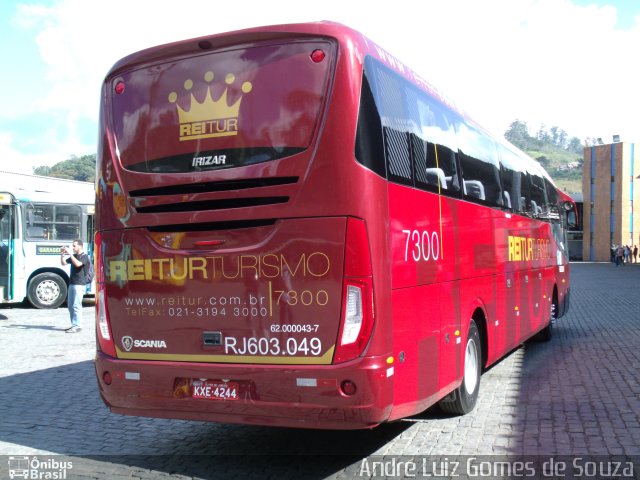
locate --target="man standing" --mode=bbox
[60,239,89,333]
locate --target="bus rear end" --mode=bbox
[94,24,393,429]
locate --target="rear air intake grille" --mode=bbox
[129,177,298,198]
[135,196,289,214]
[148,219,276,232]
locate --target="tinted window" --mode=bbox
[530,173,548,216]
[355,69,386,177]
[456,123,503,207]
[112,41,333,173]
[375,65,413,186]
[356,57,461,195]
[406,90,461,196]
[519,170,533,216]
[497,146,535,216]
[497,144,523,212]
[544,177,560,221]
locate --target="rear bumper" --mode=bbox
[95,352,394,429]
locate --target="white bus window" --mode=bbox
[25,204,82,241]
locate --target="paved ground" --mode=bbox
[0,263,639,479]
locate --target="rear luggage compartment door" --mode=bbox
[102,217,345,365]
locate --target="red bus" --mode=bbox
[94,21,573,429]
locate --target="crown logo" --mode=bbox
[168,72,253,141]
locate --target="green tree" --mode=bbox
[503,120,584,194]
[33,154,96,182]
[537,125,550,144]
[567,137,583,154]
[504,120,532,150]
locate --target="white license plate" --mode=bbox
[192,380,239,400]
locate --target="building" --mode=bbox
[582,141,638,261]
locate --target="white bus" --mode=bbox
[0,171,95,308]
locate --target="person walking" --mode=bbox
[60,239,90,333]
[634,245,638,263]
[616,245,624,266]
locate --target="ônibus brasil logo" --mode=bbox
[7,456,73,479]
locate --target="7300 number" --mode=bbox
[402,229,441,262]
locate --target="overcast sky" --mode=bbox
[1,0,638,174]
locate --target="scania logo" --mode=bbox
[121,336,167,351]
[122,336,134,351]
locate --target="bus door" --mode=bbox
[0,194,15,301]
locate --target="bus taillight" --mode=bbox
[334,219,374,364]
[310,49,325,63]
[96,289,116,357]
[95,234,116,358]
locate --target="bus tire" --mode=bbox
[439,320,482,415]
[538,295,558,342]
[27,273,68,309]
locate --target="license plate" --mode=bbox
[192,380,239,400]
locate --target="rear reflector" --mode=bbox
[95,234,117,358]
[340,380,357,396]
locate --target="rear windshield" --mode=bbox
[110,41,333,173]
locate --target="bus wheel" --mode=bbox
[539,296,557,342]
[439,320,482,415]
[28,273,68,309]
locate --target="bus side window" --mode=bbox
[406,88,461,196]
[498,145,524,213]
[26,206,47,240]
[456,123,502,208]
[375,65,413,187]
[530,173,547,217]
[544,177,560,221]
[355,64,386,179]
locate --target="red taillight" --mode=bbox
[310,49,326,63]
[114,81,125,95]
[95,233,117,358]
[334,218,375,364]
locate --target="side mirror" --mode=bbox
[563,201,578,229]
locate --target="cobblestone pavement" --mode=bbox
[1,263,639,479]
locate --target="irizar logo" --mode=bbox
[192,155,226,167]
[121,335,167,351]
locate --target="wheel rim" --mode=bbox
[464,338,479,395]
[36,280,61,306]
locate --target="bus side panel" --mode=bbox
[387,185,498,415]
[436,196,496,393]
[387,283,440,420]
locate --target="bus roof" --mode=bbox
[0,171,94,205]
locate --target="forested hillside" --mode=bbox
[505,120,584,194]
[33,154,96,183]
